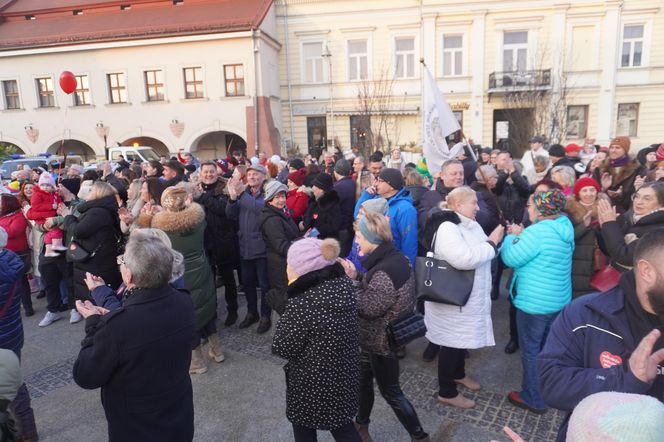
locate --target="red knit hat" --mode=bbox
[573,177,600,198]
[287,168,307,187]
[565,143,582,154]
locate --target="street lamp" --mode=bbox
[96,122,110,158]
[321,44,335,153]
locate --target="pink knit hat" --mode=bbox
[286,238,340,278]
[38,172,55,187]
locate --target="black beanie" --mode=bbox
[60,178,81,196]
[379,168,404,190]
[312,173,334,192]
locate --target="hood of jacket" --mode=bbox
[77,194,119,214]
[151,202,205,234]
[538,215,575,246]
[420,209,460,252]
[316,189,340,208]
[286,262,346,298]
[387,186,413,206]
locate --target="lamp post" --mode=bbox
[321,44,334,153]
[96,122,110,159]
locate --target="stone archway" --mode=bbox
[0,141,26,157]
[46,139,96,161]
[120,137,170,157]
[190,131,247,161]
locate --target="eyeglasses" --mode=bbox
[116,255,125,266]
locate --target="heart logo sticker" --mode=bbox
[599,351,623,368]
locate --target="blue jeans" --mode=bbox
[516,308,558,409]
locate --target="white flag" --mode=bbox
[422,65,461,174]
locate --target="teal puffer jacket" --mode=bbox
[501,216,575,315]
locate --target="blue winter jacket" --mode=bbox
[501,215,574,315]
[354,187,418,266]
[225,188,267,260]
[0,249,25,354]
[537,273,659,441]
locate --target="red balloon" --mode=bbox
[59,71,77,94]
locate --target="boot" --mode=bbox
[44,244,59,257]
[455,376,481,391]
[207,333,225,363]
[354,422,372,442]
[189,346,208,374]
[51,237,68,251]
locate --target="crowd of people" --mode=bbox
[1,134,664,441]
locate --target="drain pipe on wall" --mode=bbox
[252,29,260,156]
[283,0,295,152]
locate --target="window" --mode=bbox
[307,116,327,155]
[303,42,325,83]
[395,37,415,78]
[348,40,368,81]
[183,67,203,99]
[107,73,127,104]
[503,31,528,72]
[616,103,639,137]
[73,74,90,106]
[2,80,20,109]
[224,64,245,96]
[350,115,370,150]
[621,25,644,67]
[566,105,589,139]
[36,77,54,107]
[144,70,164,101]
[443,35,463,76]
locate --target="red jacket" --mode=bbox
[0,210,28,253]
[26,186,60,223]
[286,189,310,223]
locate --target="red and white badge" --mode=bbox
[599,351,623,368]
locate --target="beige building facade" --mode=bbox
[277,0,664,158]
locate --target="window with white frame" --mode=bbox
[2,80,20,109]
[443,35,463,76]
[616,103,639,137]
[395,37,415,79]
[503,31,528,72]
[348,39,368,81]
[303,42,325,84]
[621,25,644,67]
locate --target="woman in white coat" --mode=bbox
[424,186,505,409]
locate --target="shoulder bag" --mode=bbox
[590,265,622,292]
[416,231,475,306]
[66,237,101,263]
[386,312,426,351]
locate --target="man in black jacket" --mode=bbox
[73,235,196,442]
[417,159,464,230]
[333,159,356,256]
[195,162,240,326]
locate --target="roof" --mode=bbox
[0,0,273,51]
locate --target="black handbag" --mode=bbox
[66,239,100,263]
[416,232,475,306]
[386,312,426,351]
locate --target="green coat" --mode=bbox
[152,203,216,330]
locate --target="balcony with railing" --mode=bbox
[488,69,551,92]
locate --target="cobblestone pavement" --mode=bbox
[22,288,565,441]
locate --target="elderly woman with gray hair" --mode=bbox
[73,234,196,442]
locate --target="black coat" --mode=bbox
[195,179,240,267]
[494,170,530,223]
[302,190,342,240]
[566,199,600,298]
[259,204,301,291]
[63,195,122,299]
[418,179,456,229]
[272,263,359,430]
[599,208,664,272]
[333,176,356,231]
[73,285,196,442]
[471,182,501,235]
[406,185,428,210]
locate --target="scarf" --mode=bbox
[609,155,630,168]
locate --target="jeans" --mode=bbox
[357,352,427,439]
[437,346,466,398]
[292,421,361,442]
[516,308,558,409]
[240,258,270,318]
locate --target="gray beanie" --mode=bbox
[360,198,389,216]
[334,159,351,176]
[263,180,288,202]
[0,227,7,249]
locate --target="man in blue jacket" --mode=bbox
[354,168,417,266]
[538,229,664,441]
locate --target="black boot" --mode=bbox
[504,338,519,354]
[224,311,238,327]
[422,342,439,362]
[256,317,272,334]
[238,313,258,329]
